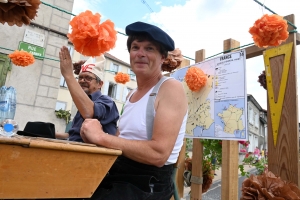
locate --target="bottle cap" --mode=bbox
[4,123,14,132]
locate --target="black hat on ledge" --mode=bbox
[17,122,55,139]
[125,21,175,51]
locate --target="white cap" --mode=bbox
[80,55,105,80]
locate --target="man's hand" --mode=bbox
[59,46,73,79]
[80,119,105,144]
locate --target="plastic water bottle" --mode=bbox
[6,87,16,120]
[0,86,9,123]
[0,86,16,123]
[1,119,18,137]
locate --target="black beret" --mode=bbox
[125,21,175,51]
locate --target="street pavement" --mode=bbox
[182,165,256,200]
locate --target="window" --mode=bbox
[254,112,259,128]
[60,76,68,88]
[249,107,254,125]
[123,87,133,102]
[130,69,136,81]
[110,63,119,73]
[55,101,66,110]
[108,82,117,99]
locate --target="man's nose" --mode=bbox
[136,48,145,57]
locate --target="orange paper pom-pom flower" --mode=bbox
[249,14,289,48]
[68,10,117,57]
[185,66,207,92]
[114,72,130,84]
[8,50,35,67]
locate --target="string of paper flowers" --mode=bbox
[249,14,289,48]
[72,60,131,84]
[162,48,183,72]
[8,50,35,67]
[67,10,117,57]
[0,0,41,27]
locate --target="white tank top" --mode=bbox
[119,85,187,165]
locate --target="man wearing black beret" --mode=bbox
[81,21,188,200]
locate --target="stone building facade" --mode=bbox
[0,0,74,132]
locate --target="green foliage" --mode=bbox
[238,156,268,177]
[55,109,71,124]
[200,139,222,170]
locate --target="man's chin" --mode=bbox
[81,87,90,95]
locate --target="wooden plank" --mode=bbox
[266,14,299,185]
[175,139,187,198]
[0,142,119,199]
[221,38,240,200]
[190,49,205,200]
[174,59,191,198]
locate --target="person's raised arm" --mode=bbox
[59,46,94,118]
[80,79,187,167]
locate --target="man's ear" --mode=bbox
[98,81,104,90]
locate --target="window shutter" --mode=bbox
[102,81,109,95]
[116,84,121,100]
[110,63,114,72]
[0,54,11,87]
[122,86,128,102]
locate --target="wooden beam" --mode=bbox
[245,32,300,59]
[190,49,205,200]
[266,14,299,185]
[221,38,240,200]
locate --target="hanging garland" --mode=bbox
[68,10,117,57]
[114,72,130,84]
[0,0,41,26]
[8,50,35,67]
[161,48,183,72]
[249,14,289,48]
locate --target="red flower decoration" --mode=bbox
[114,72,130,84]
[185,66,207,92]
[8,50,35,67]
[249,14,289,48]
[239,140,250,147]
[68,10,117,57]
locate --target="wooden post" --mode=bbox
[190,49,205,200]
[266,14,299,185]
[221,39,240,200]
[176,59,191,198]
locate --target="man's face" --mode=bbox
[77,71,102,95]
[129,40,165,77]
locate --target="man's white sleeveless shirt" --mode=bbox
[119,86,187,165]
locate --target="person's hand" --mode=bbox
[80,119,105,144]
[59,46,73,79]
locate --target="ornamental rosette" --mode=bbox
[8,50,35,67]
[249,14,289,48]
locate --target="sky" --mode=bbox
[72,0,299,111]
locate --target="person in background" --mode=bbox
[254,146,260,163]
[264,149,268,159]
[80,21,188,199]
[261,148,265,159]
[56,48,119,142]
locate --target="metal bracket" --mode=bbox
[190,175,203,185]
